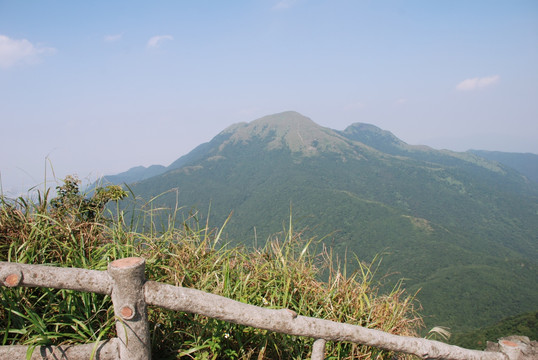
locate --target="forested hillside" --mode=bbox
[468,150,538,183]
[451,311,538,349]
[102,111,538,333]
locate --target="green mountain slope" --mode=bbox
[450,311,538,349]
[116,111,538,332]
[469,150,538,183]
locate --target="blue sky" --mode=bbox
[1,0,537,195]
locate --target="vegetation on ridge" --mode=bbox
[1,176,424,359]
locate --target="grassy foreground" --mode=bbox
[1,176,424,359]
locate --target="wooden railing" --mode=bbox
[0,257,534,359]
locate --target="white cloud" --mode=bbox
[147,35,173,48]
[456,75,500,91]
[395,98,407,105]
[104,33,123,43]
[0,34,55,69]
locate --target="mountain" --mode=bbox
[468,150,538,183]
[99,165,167,185]
[105,111,538,332]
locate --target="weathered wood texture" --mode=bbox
[0,339,119,360]
[1,258,534,360]
[311,339,327,360]
[143,280,508,360]
[108,257,151,360]
[0,261,112,294]
[488,336,538,360]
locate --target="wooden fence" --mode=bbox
[0,257,534,360]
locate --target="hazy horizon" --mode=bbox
[1,1,537,195]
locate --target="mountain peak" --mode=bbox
[228,111,318,137]
[252,110,315,127]
[221,111,352,156]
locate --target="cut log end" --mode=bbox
[120,305,135,320]
[500,340,518,347]
[110,257,145,269]
[5,273,21,287]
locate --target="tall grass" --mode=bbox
[1,176,423,359]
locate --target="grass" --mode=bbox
[1,176,424,359]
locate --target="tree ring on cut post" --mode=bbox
[120,305,135,320]
[4,273,21,287]
[1,268,22,287]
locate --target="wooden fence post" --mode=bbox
[108,257,151,360]
[311,338,326,360]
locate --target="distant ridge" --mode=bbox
[99,164,166,185]
[468,150,538,183]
